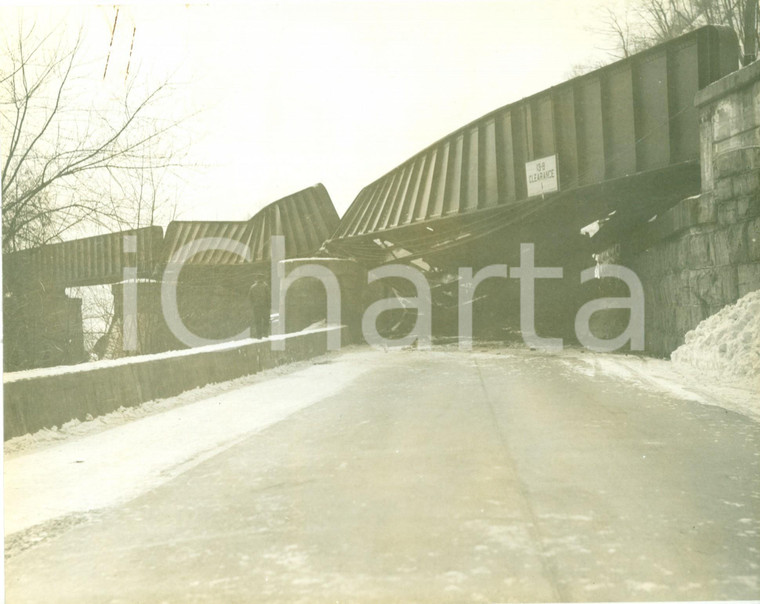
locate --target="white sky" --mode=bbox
[2,1,622,223]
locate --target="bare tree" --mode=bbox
[596,0,758,61]
[1,20,189,253]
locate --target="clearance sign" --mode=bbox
[525,155,558,197]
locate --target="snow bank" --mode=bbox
[671,290,760,385]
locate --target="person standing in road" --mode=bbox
[248,279,271,339]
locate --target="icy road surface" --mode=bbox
[5,345,760,602]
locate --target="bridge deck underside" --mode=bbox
[325,162,700,271]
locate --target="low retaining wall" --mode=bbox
[3,327,342,440]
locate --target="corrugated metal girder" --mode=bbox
[248,183,339,263]
[160,221,253,265]
[4,185,340,290]
[3,226,163,291]
[160,183,340,268]
[331,26,738,244]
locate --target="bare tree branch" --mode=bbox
[583,0,754,68]
[1,19,192,253]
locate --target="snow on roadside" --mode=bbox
[4,354,330,456]
[565,349,759,422]
[671,290,760,386]
[567,289,759,421]
[4,348,378,537]
[3,326,339,383]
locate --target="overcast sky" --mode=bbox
[3,1,624,223]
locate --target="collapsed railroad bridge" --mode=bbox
[4,26,759,370]
[3,185,340,370]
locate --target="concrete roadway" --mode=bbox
[5,347,760,602]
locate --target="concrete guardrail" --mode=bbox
[3,327,342,441]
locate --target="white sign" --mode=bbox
[525,155,558,197]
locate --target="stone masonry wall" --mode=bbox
[621,60,760,356]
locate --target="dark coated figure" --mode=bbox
[248,279,271,339]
